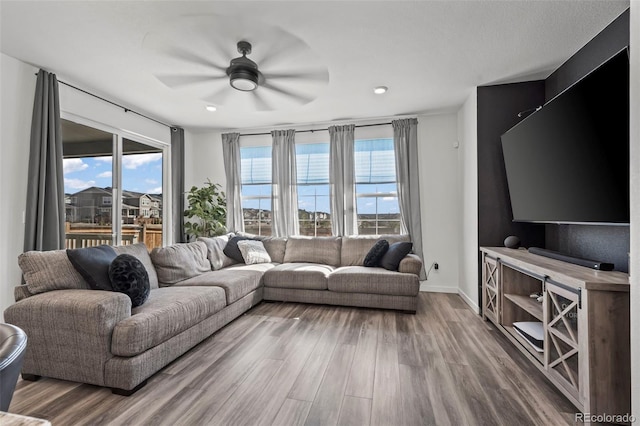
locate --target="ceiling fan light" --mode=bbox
[230,69,259,91]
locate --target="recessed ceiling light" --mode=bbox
[205,105,217,112]
[373,86,388,94]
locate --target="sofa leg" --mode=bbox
[22,374,41,381]
[111,379,147,396]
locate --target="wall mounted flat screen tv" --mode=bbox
[501,49,629,225]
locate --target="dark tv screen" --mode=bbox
[501,49,629,225]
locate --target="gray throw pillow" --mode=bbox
[19,249,89,294]
[223,236,256,263]
[380,242,413,271]
[67,245,117,291]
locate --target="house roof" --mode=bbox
[0,1,628,131]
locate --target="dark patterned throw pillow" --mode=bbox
[364,240,390,267]
[380,241,413,271]
[109,254,150,307]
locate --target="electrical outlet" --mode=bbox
[434,262,439,270]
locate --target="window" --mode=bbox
[355,139,401,235]
[241,146,272,236]
[296,143,331,236]
[62,119,167,249]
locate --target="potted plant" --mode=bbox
[183,180,227,240]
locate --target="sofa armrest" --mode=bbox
[3,290,131,386]
[399,254,422,276]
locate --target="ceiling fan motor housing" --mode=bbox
[227,41,260,91]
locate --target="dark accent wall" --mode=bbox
[477,82,547,248]
[544,9,630,272]
[476,82,547,304]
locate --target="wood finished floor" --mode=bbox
[9,293,577,425]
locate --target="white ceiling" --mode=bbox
[0,0,629,132]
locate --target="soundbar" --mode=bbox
[528,247,614,271]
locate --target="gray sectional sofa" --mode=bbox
[4,234,422,394]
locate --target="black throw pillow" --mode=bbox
[223,236,255,263]
[109,254,150,308]
[67,245,117,291]
[364,240,390,267]
[380,242,413,271]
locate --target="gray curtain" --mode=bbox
[222,132,244,233]
[271,129,299,237]
[171,127,185,243]
[329,124,356,236]
[24,69,65,252]
[393,118,426,279]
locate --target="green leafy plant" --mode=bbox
[183,180,227,240]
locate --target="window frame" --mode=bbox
[61,112,171,245]
[353,137,401,235]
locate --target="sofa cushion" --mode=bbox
[111,286,226,357]
[150,241,210,285]
[237,232,287,263]
[238,240,271,264]
[340,235,410,266]
[380,242,413,271]
[225,262,278,273]
[173,270,263,304]
[67,245,117,291]
[198,234,237,270]
[364,240,389,267]
[113,243,159,290]
[19,249,89,294]
[283,236,341,267]
[263,263,334,290]
[328,266,419,296]
[109,254,150,307]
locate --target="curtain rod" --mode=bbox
[239,122,392,137]
[36,73,175,129]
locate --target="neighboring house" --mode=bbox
[65,186,113,223]
[66,187,162,224]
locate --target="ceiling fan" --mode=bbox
[148,31,329,112]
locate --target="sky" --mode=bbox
[63,153,163,195]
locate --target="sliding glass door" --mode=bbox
[61,117,169,249]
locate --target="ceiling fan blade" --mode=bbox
[202,84,232,105]
[261,82,314,105]
[251,90,274,112]
[155,74,224,89]
[254,38,308,70]
[158,46,227,73]
[264,69,329,83]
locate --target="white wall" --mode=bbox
[417,113,459,292]
[0,53,38,320]
[456,88,479,313]
[59,85,169,145]
[630,1,639,418]
[184,130,226,194]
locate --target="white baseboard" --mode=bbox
[457,289,480,314]
[419,282,458,293]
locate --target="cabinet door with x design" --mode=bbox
[481,253,499,323]
[544,283,580,403]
